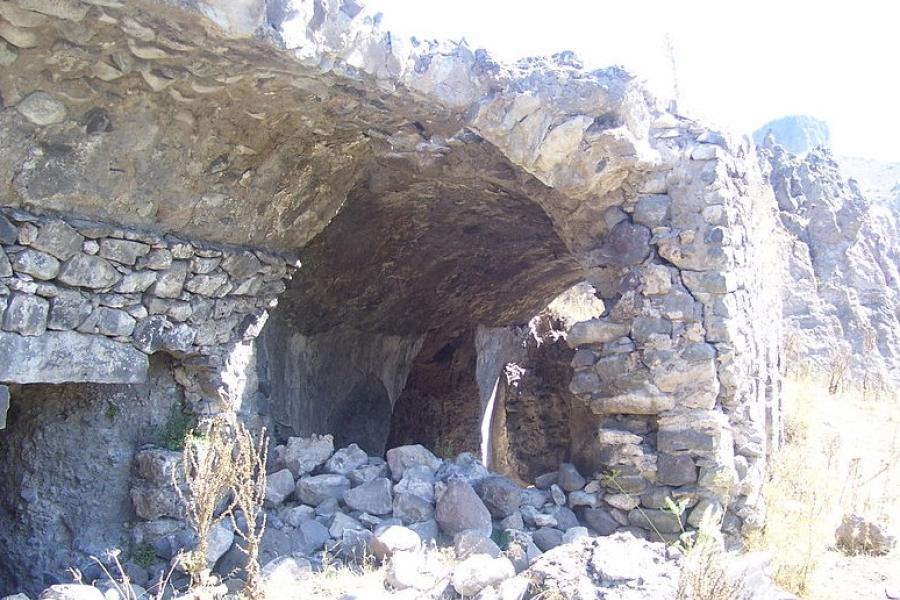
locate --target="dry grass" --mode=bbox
[747,376,900,599]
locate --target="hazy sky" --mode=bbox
[368,0,900,161]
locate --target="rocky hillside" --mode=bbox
[759,142,900,390]
[753,116,830,156]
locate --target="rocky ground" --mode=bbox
[7,436,794,600]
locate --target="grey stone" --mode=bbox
[324,443,370,475]
[657,454,698,486]
[221,251,262,279]
[687,498,723,528]
[16,91,66,126]
[206,521,234,567]
[436,479,492,537]
[98,239,151,265]
[0,248,11,278]
[393,465,436,502]
[630,316,672,342]
[0,330,149,383]
[150,262,188,298]
[37,585,104,600]
[29,221,84,261]
[264,469,295,507]
[386,444,442,481]
[562,526,590,544]
[657,429,716,453]
[190,256,221,274]
[296,519,330,554]
[58,254,121,288]
[185,272,229,296]
[408,519,439,545]
[328,512,363,538]
[77,307,136,336]
[534,472,557,489]
[115,271,158,293]
[451,555,515,597]
[474,475,522,518]
[342,477,393,515]
[550,484,566,505]
[582,507,619,535]
[633,195,671,226]
[161,323,195,353]
[139,249,173,270]
[372,524,420,560]
[12,249,60,280]
[627,508,683,534]
[47,290,93,330]
[0,213,18,245]
[435,452,490,485]
[295,474,350,506]
[454,529,501,559]
[0,385,9,430]
[532,527,564,552]
[566,319,630,347]
[131,316,169,353]
[284,434,334,476]
[349,462,390,486]
[393,492,435,524]
[548,505,580,531]
[592,221,652,267]
[556,463,586,492]
[2,293,49,336]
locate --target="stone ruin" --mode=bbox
[0,0,795,595]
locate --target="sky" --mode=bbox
[367,0,900,162]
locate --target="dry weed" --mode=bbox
[748,376,900,599]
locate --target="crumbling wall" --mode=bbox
[0,0,786,592]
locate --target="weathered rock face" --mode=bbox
[0,356,182,594]
[761,144,900,390]
[0,0,787,593]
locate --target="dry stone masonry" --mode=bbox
[0,0,817,595]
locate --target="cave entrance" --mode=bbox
[256,139,588,469]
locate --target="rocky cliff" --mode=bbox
[760,143,900,391]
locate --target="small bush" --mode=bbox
[131,542,156,569]
[159,408,196,451]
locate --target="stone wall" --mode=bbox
[0,206,296,395]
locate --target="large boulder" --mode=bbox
[283,435,334,477]
[835,514,897,556]
[386,445,442,481]
[474,476,522,518]
[451,555,516,597]
[342,477,393,515]
[295,474,350,506]
[436,480,493,537]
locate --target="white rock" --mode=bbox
[451,555,516,597]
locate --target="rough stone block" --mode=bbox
[31,220,84,260]
[77,307,136,337]
[565,319,630,347]
[98,238,151,265]
[2,293,49,336]
[58,254,122,288]
[12,248,60,280]
[0,330,149,383]
[0,248,11,277]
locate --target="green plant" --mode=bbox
[159,407,196,451]
[104,402,120,422]
[131,542,156,569]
